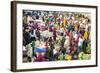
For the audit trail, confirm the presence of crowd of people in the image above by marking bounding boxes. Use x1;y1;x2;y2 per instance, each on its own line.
22;10;91;62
